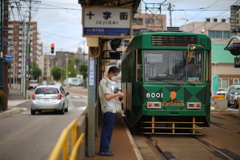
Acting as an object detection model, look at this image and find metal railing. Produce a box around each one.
[49,119,85,160]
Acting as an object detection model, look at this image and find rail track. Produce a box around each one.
[146,134,239,160]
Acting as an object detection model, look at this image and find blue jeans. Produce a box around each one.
[100,112,116,152]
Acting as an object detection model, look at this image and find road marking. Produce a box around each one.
[79,107,87,110]
[72,96,80,98]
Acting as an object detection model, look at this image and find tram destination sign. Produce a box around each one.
[82,7,132,37]
[152,35,197,46]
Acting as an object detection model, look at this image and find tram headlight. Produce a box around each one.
[147,102,161,108]
[187,102,201,109]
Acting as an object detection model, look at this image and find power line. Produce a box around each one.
[38,29,83,40]
[188,0,220,20]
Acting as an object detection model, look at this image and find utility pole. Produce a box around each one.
[1,0,9,110]
[168,2,172,27]
[22,0,40,98]
[65,53,68,86]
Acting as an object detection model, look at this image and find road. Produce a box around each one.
[0,87,87,160]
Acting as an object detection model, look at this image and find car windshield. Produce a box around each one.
[35,88,59,94]
[143,50,204,82]
[235,88,240,93]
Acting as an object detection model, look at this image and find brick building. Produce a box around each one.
[8,21,42,83]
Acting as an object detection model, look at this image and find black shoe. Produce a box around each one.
[99,151,114,156]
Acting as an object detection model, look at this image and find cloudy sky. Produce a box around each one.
[10,0,238,53]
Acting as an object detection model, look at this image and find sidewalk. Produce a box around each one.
[86,111,142,160]
[0,88,28,119]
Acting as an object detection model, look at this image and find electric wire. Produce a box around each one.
[38,29,83,40]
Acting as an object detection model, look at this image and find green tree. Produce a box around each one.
[51,66,63,81]
[79,64,88,88]
[30,62,42,80]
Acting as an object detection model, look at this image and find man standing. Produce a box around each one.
[98,66,124,156]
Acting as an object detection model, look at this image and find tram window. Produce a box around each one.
[136,50,142,82]
[143,50,204,82]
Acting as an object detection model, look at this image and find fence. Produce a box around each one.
[49,108,87,160]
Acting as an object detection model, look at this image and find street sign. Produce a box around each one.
[26,58,31,63]
[5,54,13,62]
[83,7,132,37]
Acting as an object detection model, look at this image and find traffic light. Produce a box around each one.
[51,43,55,54]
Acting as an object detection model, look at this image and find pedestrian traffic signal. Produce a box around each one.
[51,43,55,54]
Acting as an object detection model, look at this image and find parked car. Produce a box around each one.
[226,85,240,108]
[41,81,47,85]
[31,85,69,115]
[215,85,232,98]
[28,80,39,90]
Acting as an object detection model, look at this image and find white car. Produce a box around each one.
[31,85,69,115]
[215,86,232,98]
[226,85,240,108]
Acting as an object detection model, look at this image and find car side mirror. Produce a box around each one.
[66,92,69,96]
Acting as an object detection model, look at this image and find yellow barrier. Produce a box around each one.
[214,95,225,99]
[49,119,85,160]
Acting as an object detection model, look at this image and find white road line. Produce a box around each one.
[79,107,87,110]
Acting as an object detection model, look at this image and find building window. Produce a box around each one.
[218,78,229,89]
[208,30,230,39]
[233,78,240,85]
[133,18,143,25]
[146,18,154,24]
[156,19,162,24]
[133,29,140,36]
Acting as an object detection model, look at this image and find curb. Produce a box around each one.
[0,108,23,119]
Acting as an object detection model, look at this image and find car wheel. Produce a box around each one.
[31,109,36,115]
[227,99,230,107]
[234,100,238,108]
[65,107,68,112]
[59,106,65,115]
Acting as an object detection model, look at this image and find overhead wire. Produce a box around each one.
[188,0,220,21]
[38,29,83,40]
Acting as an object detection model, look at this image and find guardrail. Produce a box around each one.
[49,119,85,160]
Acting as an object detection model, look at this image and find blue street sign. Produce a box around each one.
[26,58,31,63]
[5,54,13,62]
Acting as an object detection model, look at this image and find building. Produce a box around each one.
[179,19,240,92]
[7,21,42,83]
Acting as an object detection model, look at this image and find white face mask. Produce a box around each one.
[111,76,117,80]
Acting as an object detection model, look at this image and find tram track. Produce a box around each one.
[193,136,235,160]
[146,135,167,160]
[145,134,239,160]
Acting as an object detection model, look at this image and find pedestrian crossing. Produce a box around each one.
[69,95,87,99]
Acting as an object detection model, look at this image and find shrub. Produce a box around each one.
[0,90,6,111]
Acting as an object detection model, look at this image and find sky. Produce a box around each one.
[9,0,239,53]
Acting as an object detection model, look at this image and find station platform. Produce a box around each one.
[85,111,142,160]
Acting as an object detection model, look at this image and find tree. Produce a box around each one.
[29,62,42,80]
[79,64,88,88]
[51,66,63,81]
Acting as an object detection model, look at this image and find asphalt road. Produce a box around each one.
[0,88,87,160]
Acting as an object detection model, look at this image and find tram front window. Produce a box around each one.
[144,50,204,82]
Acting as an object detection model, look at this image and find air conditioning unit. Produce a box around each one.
[206,18,210,22]
[213,18,218,22]
[221,19,226,23]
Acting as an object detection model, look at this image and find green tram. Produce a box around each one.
[121,32,211,134]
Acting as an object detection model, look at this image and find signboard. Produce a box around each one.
[5,54,13,62]
[83,7,132,37]
[212,74,219,93]
[88,57,95,86]
[151,35,197,46]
